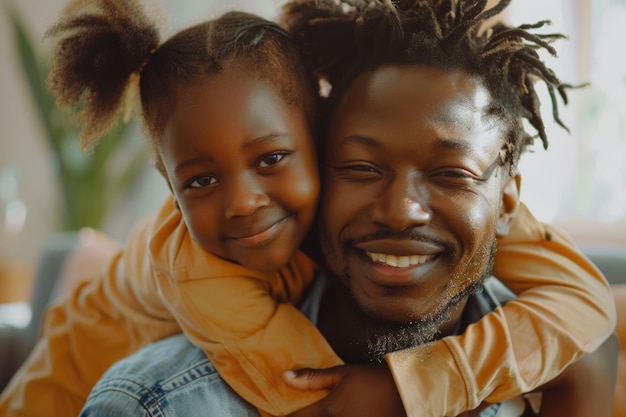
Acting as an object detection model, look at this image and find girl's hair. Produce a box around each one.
[46,0,318,154]
[281,0,577,169]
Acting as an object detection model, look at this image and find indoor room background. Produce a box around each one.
[1,0,625,301]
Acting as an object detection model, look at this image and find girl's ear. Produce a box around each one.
[153,156,179,209]
[153,157,174,192]
[496,171,521,237]
[153,158,168,181]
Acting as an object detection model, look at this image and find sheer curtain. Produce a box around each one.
[505,0,626,246]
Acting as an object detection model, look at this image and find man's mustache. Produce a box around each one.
[342,228,453,254]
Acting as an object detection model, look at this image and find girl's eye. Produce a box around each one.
[258,151,290,169]
[188,175,218,189]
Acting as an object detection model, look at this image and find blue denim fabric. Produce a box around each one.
[80,276,517,417]
[80,333,260,417]
[80,274,330,417]
[480,403,502,417]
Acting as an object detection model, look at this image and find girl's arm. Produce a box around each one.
[0,214,181,417]
[385,203,616,417]
[149,196,342,416]
[534,332,618,417]
[282,203,616,417]
[154,247,343,417]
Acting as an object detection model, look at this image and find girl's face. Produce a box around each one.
[160,69,319,273]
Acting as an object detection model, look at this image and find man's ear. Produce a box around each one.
[496,172,521,237]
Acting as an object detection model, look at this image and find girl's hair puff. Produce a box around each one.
[46,1,318,158]
[46,0,159,152]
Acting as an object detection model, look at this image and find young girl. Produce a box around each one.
[0,1,615,417]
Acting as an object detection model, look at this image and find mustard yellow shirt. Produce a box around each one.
[148,197,342,415]
[0,198,615,417]
[386,203,616,416]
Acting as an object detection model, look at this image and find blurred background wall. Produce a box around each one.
[0,0,278,265]
[1,0,624,276]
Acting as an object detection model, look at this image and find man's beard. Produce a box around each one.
[359,240,497,362]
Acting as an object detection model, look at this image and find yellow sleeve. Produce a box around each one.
[385,203,616,417]
[0,215,181,417]
[154,250,343,417]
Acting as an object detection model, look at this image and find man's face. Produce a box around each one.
[320,65,519,330]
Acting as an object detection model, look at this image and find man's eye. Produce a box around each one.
[258,151,289,169]
[188,175,218,189]
[436,170,474,179]
[432,169,483,185]
[331,163,382,180]
[346,164,378,173]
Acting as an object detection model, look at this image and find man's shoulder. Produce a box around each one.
[482,276,516,306]
[297,273,328,324]
[460,277,516,332]
[81,334,260,416]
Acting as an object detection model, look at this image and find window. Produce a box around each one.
[505,0,626,246]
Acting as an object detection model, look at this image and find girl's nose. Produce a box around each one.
[224,174,270,218]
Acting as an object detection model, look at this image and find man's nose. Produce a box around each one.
[369,172,432,230]
[224,174,270,218]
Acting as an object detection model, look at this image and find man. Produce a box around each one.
[77,1,617,417]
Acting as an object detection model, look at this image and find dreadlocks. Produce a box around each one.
[281,0,575,168]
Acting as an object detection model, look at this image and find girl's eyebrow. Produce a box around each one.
[174,156,213,175]
[174,134,292,174]
[242,134,290,151]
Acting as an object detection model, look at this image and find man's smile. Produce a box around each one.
[350,238,445,288]
[365,252,436,268]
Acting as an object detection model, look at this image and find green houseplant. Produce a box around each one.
[3,1,148,231]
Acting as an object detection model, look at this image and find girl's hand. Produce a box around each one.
[284,364,407,417]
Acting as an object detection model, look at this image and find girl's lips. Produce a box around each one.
[230,218,285,248]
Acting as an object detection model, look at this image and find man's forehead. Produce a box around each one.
[332,65,495,120]
[327,64,504,156]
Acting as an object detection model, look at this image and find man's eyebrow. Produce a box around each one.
[337,136,471,153]
[433,138,472,152]
[336,135,380,148]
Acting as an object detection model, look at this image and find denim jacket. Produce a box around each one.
[80,276,527,417]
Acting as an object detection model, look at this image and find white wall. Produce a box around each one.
[0,0,277,263]
[2,0,624,265]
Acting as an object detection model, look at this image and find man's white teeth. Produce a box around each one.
[366,252,433,267]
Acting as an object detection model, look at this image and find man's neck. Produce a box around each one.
[316,277,468,364]
[317,280,374,363]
